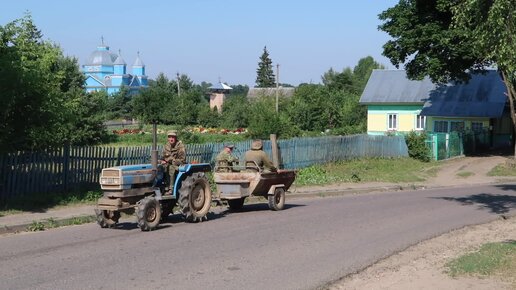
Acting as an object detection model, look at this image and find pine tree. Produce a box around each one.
[255,46,276,88]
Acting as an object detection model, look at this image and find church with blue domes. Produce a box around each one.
[83,40,148,95]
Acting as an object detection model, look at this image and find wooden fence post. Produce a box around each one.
[270,134,280,169]
[63,142,70,191]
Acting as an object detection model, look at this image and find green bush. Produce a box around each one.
[405,131,430,162]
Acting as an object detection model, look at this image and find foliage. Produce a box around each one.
[288,84,343,131]
[132,73,174,124]
[228,84,249,96]
[405,131,430,162]
[446,241,516,278]
[353,56,386,92]
[0,14,108,152]
[220,94,250,128]
[27,221,46,231]
[105,86,133,120]
[247,96,300,139]
[255,46,276,88]
[197,105,220,128]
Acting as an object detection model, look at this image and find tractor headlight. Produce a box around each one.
[100,177,120,185]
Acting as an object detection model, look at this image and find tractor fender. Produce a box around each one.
[268,184,285,195]
[172,163,212,198]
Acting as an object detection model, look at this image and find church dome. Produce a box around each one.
[86,46,117,66]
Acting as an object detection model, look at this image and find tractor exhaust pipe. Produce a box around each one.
[151,122,158,171]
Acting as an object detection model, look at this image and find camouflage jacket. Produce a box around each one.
[215,150,239,172]
[162,140,186,170]
[244,149,276,172]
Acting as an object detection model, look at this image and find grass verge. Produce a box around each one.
[295,158,438,186]
[26,216,96,231]
[446,241,516,284]
[488,163,516,176]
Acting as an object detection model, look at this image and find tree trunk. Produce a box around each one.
[501,71,516,158]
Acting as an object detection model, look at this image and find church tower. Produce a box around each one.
[132,52,148,86]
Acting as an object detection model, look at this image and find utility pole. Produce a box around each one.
[276,63,280,113]
[176,72,181,98]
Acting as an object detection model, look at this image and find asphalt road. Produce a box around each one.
[1,184,515,290]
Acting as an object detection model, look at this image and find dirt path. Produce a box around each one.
[329,155,516,290]
[426,155,510,186]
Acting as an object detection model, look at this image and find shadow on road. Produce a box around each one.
[433,192,516,214]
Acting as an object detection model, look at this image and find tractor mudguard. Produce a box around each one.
[172,163,212,198]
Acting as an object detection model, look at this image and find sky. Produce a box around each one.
[1,0,400,87]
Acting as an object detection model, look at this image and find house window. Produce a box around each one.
[388,114,398,130]
[450,121,465,132]
[416,115,426,130]
[471,122,483,132]
[434,121,449,133]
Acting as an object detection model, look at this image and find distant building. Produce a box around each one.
[83,40,148,95]
[246,87,295,99]
[209,81,232,113]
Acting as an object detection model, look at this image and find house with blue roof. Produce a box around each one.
[83,40,148,95]
[359,69,512,147]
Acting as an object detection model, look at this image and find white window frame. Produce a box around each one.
[416,114,426,130]
[387,113,398,130]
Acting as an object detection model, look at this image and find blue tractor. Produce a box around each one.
[95,124,212,231]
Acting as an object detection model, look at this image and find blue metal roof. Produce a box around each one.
[209,82,232,90]
[360,69,507,118]
[421,70,507,118]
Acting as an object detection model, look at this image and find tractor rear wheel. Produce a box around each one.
[178,172,211,222]
[95,209,120,228]
[228,197,245,210]
[137,197,161,231]
[268,187,285,211]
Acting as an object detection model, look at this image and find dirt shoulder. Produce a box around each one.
[329,155,516,290]
[329,216,515,290]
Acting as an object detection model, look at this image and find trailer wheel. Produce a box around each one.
[228,197,245,211]
[268,187,285,211]
[179,172,211,222]
[137,197,161,231]
[95,209,120,228]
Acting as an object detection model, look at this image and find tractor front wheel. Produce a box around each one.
[95,209,120,228]
[179,172,212,222]
[137,197,161,231]
[268,187,285,211]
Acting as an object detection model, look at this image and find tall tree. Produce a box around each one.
[255,46,276,88]
[353,56,385,92]
[0,14,107,151]
[379,0,516,154]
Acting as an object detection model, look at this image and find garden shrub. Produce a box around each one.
[405,131,430,162]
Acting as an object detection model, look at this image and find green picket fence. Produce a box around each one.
[426,130,491,161]
[0,134,408,200]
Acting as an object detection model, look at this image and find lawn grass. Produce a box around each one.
[295,158,437,186]
[456,171,474,178]
[488,163,516,176]
[446,241,516,284]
